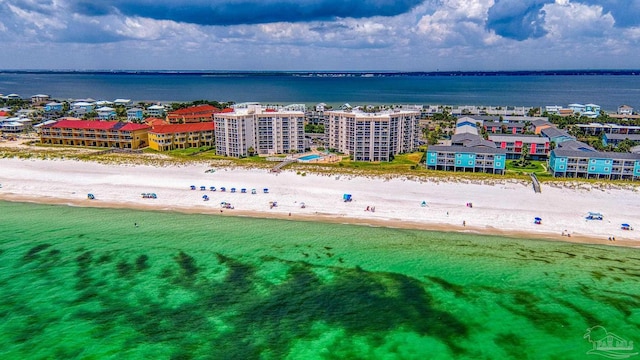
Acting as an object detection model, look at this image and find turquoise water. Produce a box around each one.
[299,154,321,161]
[1,200,639,359]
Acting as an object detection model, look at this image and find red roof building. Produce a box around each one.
[40,120,150,149]
[167,104,220,124]
[148,122,215,151]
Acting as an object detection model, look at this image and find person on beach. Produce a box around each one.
[463,220,466,227]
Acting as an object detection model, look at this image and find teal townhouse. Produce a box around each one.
[549,148,640,180]
[426,145,507,174]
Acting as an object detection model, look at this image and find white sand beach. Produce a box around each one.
[1,157,639,247]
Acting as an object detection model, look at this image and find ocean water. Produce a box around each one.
[1,201,639,359]
[1,71,640,111]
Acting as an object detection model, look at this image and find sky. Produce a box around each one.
[1,0,639,71]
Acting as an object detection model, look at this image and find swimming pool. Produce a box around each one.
[298,154,321,161]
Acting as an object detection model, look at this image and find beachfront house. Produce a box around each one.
[0,118,26,133]
[426,145,507,174]
[114,99,132,108]
[548,142,640,180]
[126,108,144,121]
[618,105,634,115]
[487,134,550,159]
[567,103,601,118]
[71,101,95,117]
[40,119,150,149]
[148,122,214,151]
[325,109,420,161]
[145,105,166,117]
[214,104,305,157]
[44,102,63,113]
[96,106,116,120]
[30,94,50,105]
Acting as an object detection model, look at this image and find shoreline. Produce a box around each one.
[1,156,639,249]
[1,194,635,248]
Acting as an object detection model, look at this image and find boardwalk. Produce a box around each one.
[530,173,541,193]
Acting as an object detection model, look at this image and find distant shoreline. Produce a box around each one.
[2,69,640,76]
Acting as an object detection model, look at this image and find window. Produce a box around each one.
[456,160,461,164]
[590,166,595,171]
[604,167,609,171]
[468,161,473,165]
[496,162,501,167]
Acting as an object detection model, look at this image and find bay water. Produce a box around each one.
[1,71,640,111]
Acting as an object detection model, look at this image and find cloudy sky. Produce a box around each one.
[1,0,639,71]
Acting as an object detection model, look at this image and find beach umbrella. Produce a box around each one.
[622,223,630,227]
[535,217,542,221]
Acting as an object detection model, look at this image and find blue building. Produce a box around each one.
[549,146,640,180]
[127,107,144,121]
[44,102,63,112]
[426,145,507,174]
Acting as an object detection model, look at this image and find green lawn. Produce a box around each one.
[505,160,547,174]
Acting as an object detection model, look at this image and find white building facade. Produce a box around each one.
[326,109,420,161]
[214,104,305,157]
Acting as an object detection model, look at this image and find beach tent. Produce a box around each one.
[251,189,257,194]
[343,194,352,202]
[621,223,632,230]
[190,185,196,190]
[87,193,95,200]
[421,201,427,207]
[231,188,236,193]
[220,187,226,192]
[202,195,209,201]
[210,186,216,191]
[241,188,246,193]
[200,186,206,191]
[263,188,269,194]
[534,217,542,225]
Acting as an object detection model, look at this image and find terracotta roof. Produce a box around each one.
[119,123,150,131]
[220,108,234,113]
[169,104,219,115]
[150,122,214,134]
[145,117,167,126]
[0,111,9,116]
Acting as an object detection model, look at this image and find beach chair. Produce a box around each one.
[190,185,196,190]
